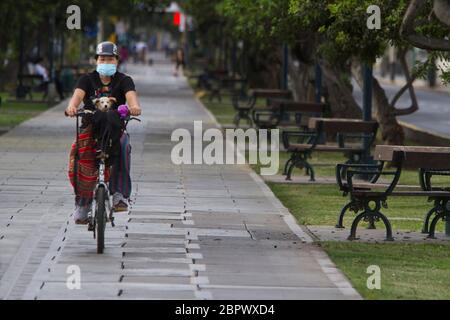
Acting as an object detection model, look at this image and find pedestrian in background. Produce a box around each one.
[173,47,185,77]
[118,45,129,72]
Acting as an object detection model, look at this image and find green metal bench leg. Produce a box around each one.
[286,154,315,181]
[348,211,393,241]
[285,153,298,180]
[348,200,393,241]
[233,112,245,127]
[233,114,240,127]
[347,211,366,240]
[336,201,354,228]
[304,160,315,181]
[427,213,445,239]
[285,160,295,181]
[209,87,221,102]
[245,113,252,126]
[234,110,252,128]
[283,156,294,176]
[422,206,439,234]
[377,212,394,241]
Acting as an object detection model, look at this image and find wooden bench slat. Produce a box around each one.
[375,145,450,169]
[308,117,378,134]
[268,99,327,113]
[288,143,364,152]
[251,89,292,99]
[352,190,450,197]
[345,183,422,191]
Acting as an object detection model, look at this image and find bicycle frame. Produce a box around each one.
[89,159,114,234]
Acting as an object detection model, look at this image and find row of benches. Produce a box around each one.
[188,68,247,103]
[15,64,91,101]
[224,87,449,241]
[230,88,378,183]
[186,67,450,241]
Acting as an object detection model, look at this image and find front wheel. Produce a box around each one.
[96,186,107,254]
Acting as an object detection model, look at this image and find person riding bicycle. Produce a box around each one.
[65,41,142,224]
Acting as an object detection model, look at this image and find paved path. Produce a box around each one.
[0,54,359,300]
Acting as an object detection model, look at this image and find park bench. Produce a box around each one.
[282,118,378,181]
[252,99,326,130]
[206,74,247,103]
[186,58,208,86]
[335,145,450,241]
[60,64,91,92]
[232,89,292,127]
[189,68,229,101]
[15,74,46,101]
[219,77,247,100]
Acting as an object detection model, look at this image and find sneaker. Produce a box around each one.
[73,205,91,224]
[114,200,128,212]
[113,193,129,212]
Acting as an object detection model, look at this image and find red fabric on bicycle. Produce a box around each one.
[68,124,110,201]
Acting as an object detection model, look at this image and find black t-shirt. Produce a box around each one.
[75,71,136,110]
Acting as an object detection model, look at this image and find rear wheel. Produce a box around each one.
[96,186,107,254]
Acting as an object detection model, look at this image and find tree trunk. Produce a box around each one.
[245,45,281,88]
[434,0,450,28]
[287,50,314,101]
[0,59,18,92]
[400,0,450,51]
[321,60,362,118]
[352,62,404,145]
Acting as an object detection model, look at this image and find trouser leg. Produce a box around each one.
[109,132,132,199]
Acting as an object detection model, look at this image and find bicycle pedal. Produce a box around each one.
[88,217,94,231]
[109,215,115,227]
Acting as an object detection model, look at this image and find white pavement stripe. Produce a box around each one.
[311,250,362,299]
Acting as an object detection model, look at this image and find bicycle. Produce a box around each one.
[67,106,140,253]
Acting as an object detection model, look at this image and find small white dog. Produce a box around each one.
[92,97,117,112]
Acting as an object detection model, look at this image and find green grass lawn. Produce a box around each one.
[188,73,450,300]
[200,94,236,124]
[0,92,50,128]
[320,242,450,300]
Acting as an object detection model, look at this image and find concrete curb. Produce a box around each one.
[399,120,450,146]
[377,77,449,96]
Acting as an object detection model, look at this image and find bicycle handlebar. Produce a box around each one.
[65,108,141,124]
[125,116,141,122]
[64,108,94,117]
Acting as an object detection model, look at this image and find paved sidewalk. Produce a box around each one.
[0,54,360,300]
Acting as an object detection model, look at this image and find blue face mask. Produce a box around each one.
[96,63,117,76]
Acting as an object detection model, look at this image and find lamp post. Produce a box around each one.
[314,63,322,103]
[47,11,57,103]
[280,43,289,123]
[16,23,25,99]
[362,63,373,160]
[281,43,288,90]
